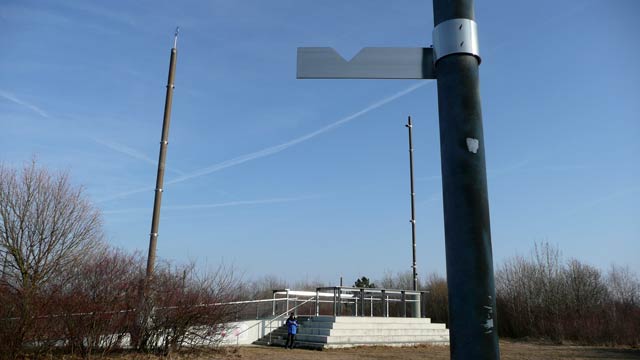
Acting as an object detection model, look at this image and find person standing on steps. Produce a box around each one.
[285,313,299,349]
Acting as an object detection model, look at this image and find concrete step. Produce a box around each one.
[323,340,450,349]
[296,333,450,344]
[299,328,449,336]
[259,338,325,350]
[303,322,446,330]
[310,316,432,324]
[261,338,449,350]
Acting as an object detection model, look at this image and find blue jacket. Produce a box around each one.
[286,318,299,334]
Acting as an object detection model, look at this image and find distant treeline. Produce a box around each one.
[495,243,639,346]
[247,241,640,346]
[342,243,639,347]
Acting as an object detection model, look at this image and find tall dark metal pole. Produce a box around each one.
[405,116,418,293]
[294,0,498,352]
[145,28,179,288]
[432,0,500,359]
[406,116,421,318]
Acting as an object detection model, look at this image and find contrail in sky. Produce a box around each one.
[94,138,185,175]
[102,195,317,214]
[0,90,49,118]
[166,82,427,184]
[99,82,428,203]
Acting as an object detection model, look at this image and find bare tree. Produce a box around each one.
[607,265,640,306]
[496,242,640,345]
[605,265,640,345]
[495,242,566,339]
[377,270,420,290]
[424,273,448,325]
[244,275,288,301]
[0,160,103,358]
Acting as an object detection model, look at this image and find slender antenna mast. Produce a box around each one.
[145,28,179,289]
[406,116,418,293]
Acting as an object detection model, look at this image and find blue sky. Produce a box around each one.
[1,0,638,284]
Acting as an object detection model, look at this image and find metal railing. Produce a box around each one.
[311,286,427,318]
[232,297,315,345]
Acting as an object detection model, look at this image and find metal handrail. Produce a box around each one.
[234,296,315,346]
[316,286,424,295]
[0,297,293,321]
[313,286,428,318]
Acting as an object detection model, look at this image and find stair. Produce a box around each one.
[253,316,449,349]
[252,323,288,347]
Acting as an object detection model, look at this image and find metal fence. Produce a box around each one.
[270,287,428,319]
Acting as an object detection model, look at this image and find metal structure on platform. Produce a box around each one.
[271,287,425,319]
[297,1,499,359]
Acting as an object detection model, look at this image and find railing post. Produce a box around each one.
[370,295,373,316]
[333,288,337,316]
[381,290,387,317]
[414,292,422,318]
[272,291,276,316]
[354,293,358,316]
[359,289,365,317]
[337,287,342,316]
[315,288,320,316]
[402,291,407,318]
[386,295,390,317]
[285,289,290,315]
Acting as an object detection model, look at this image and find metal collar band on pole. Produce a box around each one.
[432,18,481,64]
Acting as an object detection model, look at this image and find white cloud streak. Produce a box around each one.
[102,195,318,214]
[94,138,185,175]
[98,82,428,203]
[0,90,49,118]
[563,186,640,218]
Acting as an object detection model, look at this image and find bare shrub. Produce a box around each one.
[0,161,103,358]
[496,242,640,345]
[53,248,143,357]
[424,273,448,325]
[244,275,288,300]
[140,262,243,355]
[560,259,609,342]
[374,271,423,317]
[607,265,640,306]
[377,271,419,290]
[606,265,640,346]
[495,243,565,340]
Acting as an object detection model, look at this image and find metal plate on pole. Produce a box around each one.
[297,47,436,79]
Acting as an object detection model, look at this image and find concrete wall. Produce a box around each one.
[219,318,283,346]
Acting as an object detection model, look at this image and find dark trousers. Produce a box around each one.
[285,333,296,348]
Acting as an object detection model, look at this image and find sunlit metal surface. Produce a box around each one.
[432,18,480,64]
[297,47,435,79]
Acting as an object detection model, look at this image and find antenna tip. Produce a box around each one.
[173,26,180,48]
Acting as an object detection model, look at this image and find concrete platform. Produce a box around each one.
[254,316,449,349]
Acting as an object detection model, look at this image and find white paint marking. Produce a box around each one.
[483,318,494,332]
[466,137,479,153]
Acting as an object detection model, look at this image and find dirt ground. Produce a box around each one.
[190,340,640,360]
